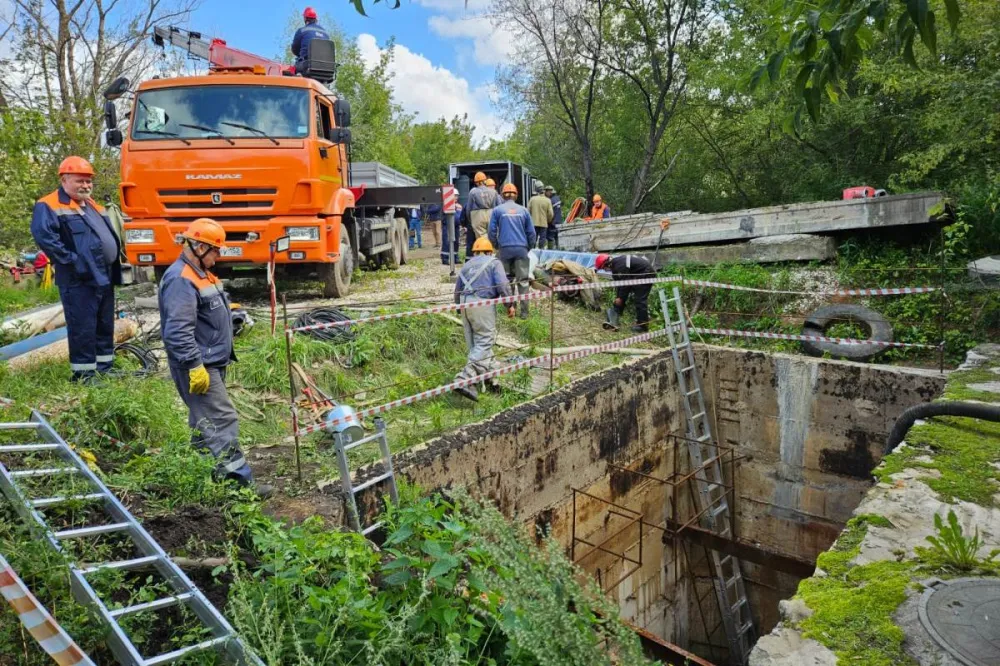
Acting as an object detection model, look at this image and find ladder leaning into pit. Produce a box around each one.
[659,286,757,665]
[332,417,400,536]
[0,412,263,666]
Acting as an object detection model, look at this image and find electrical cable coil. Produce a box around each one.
[293,307,356,342]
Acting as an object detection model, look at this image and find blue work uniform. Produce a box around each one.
[30,187,122,380]
[488,200,536,317]
[291,21,330,71]
[548,194,562,249]
[408,207,423,249]
[467,185,501,241]
[453,254,512,393]
[159,254,253,486]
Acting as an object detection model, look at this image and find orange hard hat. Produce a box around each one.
[473,171,487,184]
[501,182,518,196]
[58,156,94,177]
[472,236,494,254]
[485,178,496,187]
[181,218,226,249]
[592,194,602,203]
[303,6,317,19]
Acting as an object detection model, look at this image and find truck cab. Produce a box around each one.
[114,73,359,296]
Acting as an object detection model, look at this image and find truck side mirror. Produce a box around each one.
[330,127,351,145]
[105,129,123,147]
[334,97,351,128]
[103,76,130,101]
[104,100,118,130]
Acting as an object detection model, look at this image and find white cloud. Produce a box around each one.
[356,33,508,141]
[426,15,517,68]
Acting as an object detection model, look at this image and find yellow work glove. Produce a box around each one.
[189,365,211,395]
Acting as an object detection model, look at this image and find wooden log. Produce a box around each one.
[7,319,139,372]
[0,303,64,336]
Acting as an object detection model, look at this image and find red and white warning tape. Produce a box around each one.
[691,327,941,349]
[682,280,936,297]
[0,554,95,666]
[289,327,671,439]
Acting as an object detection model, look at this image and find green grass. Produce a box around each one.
[0,280,59,318]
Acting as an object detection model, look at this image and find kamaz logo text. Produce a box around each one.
[185,174,242,180]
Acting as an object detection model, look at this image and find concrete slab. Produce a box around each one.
[636,234,836,268]
[558,192,943,252]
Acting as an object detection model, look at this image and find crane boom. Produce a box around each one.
[152,25,292,77]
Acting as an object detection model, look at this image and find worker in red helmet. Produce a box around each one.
[292,7,330,73]
[159,219,271,498]
[595,253,655,332]
[30,156,124,383]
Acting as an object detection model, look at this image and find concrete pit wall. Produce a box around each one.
[355,345,945,660]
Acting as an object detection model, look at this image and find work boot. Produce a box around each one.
[631,323,649,333]
[603,308,620,331]
[519,302,529,320]
[455,385,479,402]
[485,380,502,395]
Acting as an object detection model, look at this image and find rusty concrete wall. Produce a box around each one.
[354,344,944,654]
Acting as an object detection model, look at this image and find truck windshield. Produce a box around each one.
[131,85,310,141]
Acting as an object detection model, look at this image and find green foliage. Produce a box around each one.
[0,279,59,320]
[916,509,1000,573]
[0,109,50,248]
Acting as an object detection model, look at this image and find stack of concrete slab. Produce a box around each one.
[558,192,943,264]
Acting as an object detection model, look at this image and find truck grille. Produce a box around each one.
[158,187,277,211]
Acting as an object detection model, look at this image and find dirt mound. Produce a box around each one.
[144,505,227,553]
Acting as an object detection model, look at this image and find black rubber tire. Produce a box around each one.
[153,265,167,283]
[800,303,893,361]
[321,222,353,298]
[384,217,403,269]
[396,218,409,265]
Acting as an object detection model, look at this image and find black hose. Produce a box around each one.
[111,342,160,377]
[885,401,1000,454]
[293,307,356,343]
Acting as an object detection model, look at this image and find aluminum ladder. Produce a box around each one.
[0,411,262,666]
[332,417,399,536]
[659,287,756,665]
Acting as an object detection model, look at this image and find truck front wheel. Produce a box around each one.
[321,222,354,298]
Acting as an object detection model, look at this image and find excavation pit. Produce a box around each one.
[350,344,945,663]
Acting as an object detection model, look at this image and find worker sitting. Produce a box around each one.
[159,219,271,498]
[488,183,536,319]
[528,182,554,249]
[595,253,655,333]
[453,237,514,402]
[292,7,330,73]
[588,194,611,220]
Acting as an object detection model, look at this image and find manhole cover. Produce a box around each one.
[919,577,1000,666]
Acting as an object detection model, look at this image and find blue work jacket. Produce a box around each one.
[159,254,234,370]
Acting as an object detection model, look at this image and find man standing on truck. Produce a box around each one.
[30,156,123,383]
[159,219,271,497]
[292,7,330,73]
[545,185,562,249]
[527,183,554,249]
[452,237,514,402]
[488,183,535,319]
[467,171,500,242]
[595,253,655,333]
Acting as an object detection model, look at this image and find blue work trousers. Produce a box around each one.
[169,365,253,486]
[534,226,548,249]
[409,218,423,249]
[59,282,115,380]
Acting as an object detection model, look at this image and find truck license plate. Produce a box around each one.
[220,246,243,257]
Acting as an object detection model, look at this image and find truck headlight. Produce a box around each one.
[286,226,319,241]
[125,229,155,244]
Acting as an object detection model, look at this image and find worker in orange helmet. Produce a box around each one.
[588,193,612,220]
[292,7,330,73]
[159,219,271,498]
[488,183,536,318]
[466,171,500,247]
[30,156,124,383]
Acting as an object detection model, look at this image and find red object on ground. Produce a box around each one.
[33,252,49,270]
[843,186,876,199]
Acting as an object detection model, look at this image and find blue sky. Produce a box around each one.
[187,0,510,139]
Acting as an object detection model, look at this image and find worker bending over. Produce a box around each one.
[467,171,500,242]
[160,219,270,497]
[588,194,612,220]
[528,182,554,249]
[30,157,123,383]
[452,238,514,402]
[595,253,655,333]
[488,183,536,319]
[292,7,330,73]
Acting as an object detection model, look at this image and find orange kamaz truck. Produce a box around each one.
[103,26,451,297]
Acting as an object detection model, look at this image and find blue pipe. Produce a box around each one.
[0,327,68,361]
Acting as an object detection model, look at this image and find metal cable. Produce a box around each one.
[292,307,356,343]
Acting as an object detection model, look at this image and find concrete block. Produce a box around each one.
[639,234,836,268]
[967,255,1000,286]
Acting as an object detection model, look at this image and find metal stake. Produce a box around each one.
[282,295,303,482]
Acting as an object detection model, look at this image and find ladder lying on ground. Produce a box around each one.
[0,411,262,666]
[660,287,756,665]
[332,417,400,536]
